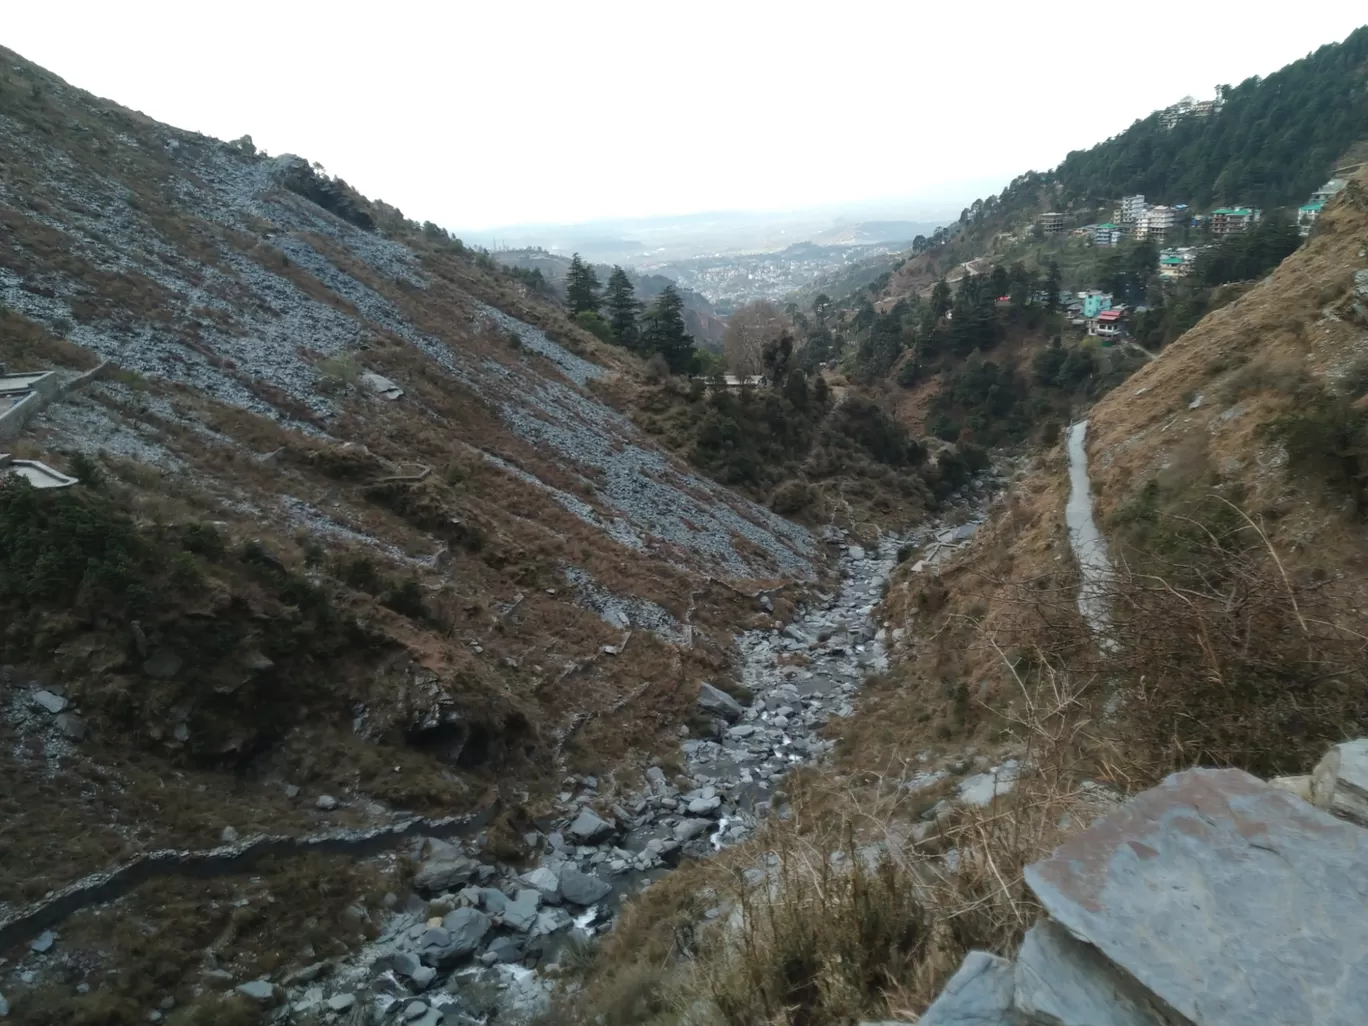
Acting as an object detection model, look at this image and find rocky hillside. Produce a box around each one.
[0,44,862,1024]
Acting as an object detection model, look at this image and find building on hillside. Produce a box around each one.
[1136,205,1177,241]
[1298,179,1347,235]
[1093,223,1124,247]
[1159,89,1225,130]
[1298,200,1325,236]
[1088,308,1125,340]
[1311,179,1347,205]
[1210,207,1260,237]
[1039,211,1065,235]
[1082,291,1113,319]
[1158,254,1187,278]
[1120,195,1147,223]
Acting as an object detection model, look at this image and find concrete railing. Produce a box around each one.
[0,360,114,443]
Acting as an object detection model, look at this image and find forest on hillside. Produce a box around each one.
[1054,26,1368,209]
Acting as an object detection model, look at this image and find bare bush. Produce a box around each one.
[724,300,791,376]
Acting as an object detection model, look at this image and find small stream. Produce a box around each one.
[1064,420,1113,636]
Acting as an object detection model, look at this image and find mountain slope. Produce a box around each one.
[0,45,830,1019]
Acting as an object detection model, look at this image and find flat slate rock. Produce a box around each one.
[1025,767,1368,1026]
[566,807,615,844]
[1311,738,1368,826]
[697,682,743,721]
[918,950,1017,1026]
[558,866,611,906]
[1014,919,1177,1026]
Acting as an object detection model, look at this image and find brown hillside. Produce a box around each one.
[0,43,833,1005]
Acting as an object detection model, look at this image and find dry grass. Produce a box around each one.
[7,854,395,1025]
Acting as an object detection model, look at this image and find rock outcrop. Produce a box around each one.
[902,761,1368,1026]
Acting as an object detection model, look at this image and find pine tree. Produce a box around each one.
[565,253,601,316]
[603,266,641,346]
[640,285,695,375]
[1043,260,1061,313]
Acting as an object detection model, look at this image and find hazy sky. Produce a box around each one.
[5,3,1365,231]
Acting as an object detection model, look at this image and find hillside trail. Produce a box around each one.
[1065,420,1113,638]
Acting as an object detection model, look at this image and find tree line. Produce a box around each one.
[563,254,700,374]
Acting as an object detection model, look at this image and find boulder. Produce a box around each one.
[413,854,479,894]
[1013,918,1172,1026]
[440,907,491,955]
[697,682,743,722]
[531,907,573,937]
[917,950,1015,1026]
[1025,767,1368,1026]
[518,867,562,903]
[502,890,541,932]
[674,818,711,842]
[234,980,276,1003]
[31,689,66,714]
[1310,738,1368,826]
[688,796,722,816]
[473,887,508,915]
[567,807,616,844]
[54,712,86,741]
[486,935,524,964]
[558,867,611,907]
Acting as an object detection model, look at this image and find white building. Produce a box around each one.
[1120,195,1148,223]
[1137,205,1177,240]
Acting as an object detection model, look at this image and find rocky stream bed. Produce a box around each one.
[0,504,1009,1024]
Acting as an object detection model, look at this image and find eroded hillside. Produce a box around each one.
[0,46,848,1022]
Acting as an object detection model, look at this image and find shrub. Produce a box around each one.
[769,479,816,516]
[339,554,384,593]
[574,311,614,343]
[181,522,226,561]
[382,578,429,621]
[316,353,361,393]
[0,480,150,610]
[66,451,104,488]
[1265,388,1368,518]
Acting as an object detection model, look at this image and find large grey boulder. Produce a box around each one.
[501,890,541,932]
[566,807,615,844]
[412,853,479,894]
[1013,919,1177,1026]
[673,818,711,842]
[558,866,611,906]
[1025,767,1368,1026]
[441,908,491,954]
[697,682,743,722]
[918,950,1016,1025]
[518,866,561,903]
[1310,738,1368,826]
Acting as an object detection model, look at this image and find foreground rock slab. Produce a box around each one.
[1025,767,1368,1026]
[916,950,1016,1026]
[1310,738,1368,826]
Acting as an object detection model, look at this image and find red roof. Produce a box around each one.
[1097,310,1123,321]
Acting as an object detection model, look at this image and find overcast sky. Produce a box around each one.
[5,3,1365,231]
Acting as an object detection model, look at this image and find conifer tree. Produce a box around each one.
[640,285,695,374]
[1043,259,1061,312]
[565,253,601,316]
[603,266,641,346]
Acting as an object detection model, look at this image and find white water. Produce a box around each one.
[1065,420,1113,636]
